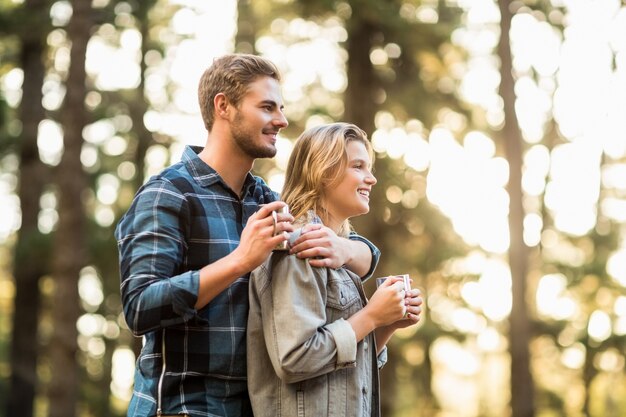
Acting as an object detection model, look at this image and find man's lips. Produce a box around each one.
[263,130,279,142]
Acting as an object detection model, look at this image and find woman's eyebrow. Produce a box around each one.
[350,158,372,167]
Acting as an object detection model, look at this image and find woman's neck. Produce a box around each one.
[317,209,345,235]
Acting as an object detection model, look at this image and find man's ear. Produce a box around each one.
[214,93,230,119]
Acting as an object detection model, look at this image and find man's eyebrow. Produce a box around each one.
[259,99,284,109]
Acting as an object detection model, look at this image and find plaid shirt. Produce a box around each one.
[115,146,380,417]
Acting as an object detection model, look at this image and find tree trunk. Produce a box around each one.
[47,1,91,416]
[497,1,535,416]
[235,0,257,54]
[6,1,49,415]
[127,0,156,362]
[343,10,401,417]
[581,336,596,417]
[343,18,378,135]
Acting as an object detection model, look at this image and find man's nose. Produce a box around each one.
[274,110,288,128]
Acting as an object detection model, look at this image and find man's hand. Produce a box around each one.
[195,201,293,309]
[232,201,294,273]
[289,223,350,269]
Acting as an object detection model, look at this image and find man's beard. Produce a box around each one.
[231,110,277,159]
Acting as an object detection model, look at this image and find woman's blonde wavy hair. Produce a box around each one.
[281,122,373,237]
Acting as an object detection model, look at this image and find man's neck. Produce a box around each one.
[198,134,254,196]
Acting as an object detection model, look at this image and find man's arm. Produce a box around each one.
[194,201,293,308]
[117,180,291,334]
[289,224,380,279]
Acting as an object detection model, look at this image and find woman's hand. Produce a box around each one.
[391,287,423,330]
[364,276,407,328]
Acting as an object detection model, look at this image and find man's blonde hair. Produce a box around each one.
[281,122,373,237]
[198,54,281,131]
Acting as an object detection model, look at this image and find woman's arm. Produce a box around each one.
[258,256,357,384]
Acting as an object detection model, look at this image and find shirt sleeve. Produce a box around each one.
[347,232,381,281]
[115,178,202,335]
[257,254,357,384]
[376,345,388,369]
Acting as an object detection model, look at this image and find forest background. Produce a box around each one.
[1,0,626,416]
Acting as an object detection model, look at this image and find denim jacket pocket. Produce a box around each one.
[325,272,360,311]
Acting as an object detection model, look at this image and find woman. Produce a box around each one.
[247,122,423,417]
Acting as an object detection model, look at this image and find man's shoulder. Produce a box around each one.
[139,162,198,194]
[250,173,269,188]
[250,174,279,201]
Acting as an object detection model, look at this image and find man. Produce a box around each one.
[115,54,379,417]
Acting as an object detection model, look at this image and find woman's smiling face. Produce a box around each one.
[321,140,377,229]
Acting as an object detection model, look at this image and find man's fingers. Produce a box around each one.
[275,211,294,223]
[271,211,277,235]
[274,221,294,234]
[290,238,322,254]
[291,232,325,248]
[269,231,290,246]
[305,258,329,268]
[255,201,288,218]
[294,247,324,259]
[301,223,323,234]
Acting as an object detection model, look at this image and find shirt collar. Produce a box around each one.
[182,145,258,194]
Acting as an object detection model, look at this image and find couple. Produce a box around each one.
[115,54,423,417]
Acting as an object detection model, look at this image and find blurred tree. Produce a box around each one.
[235,0,258,54]
[47,0,91,416]
[495,2,625,416]
[1,1,52,416]
[340,3,466,415]
[496,0,535,416]
[88,1,172,414]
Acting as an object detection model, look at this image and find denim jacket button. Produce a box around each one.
[340,297,346,305]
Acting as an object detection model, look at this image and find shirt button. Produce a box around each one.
[364,341,368,350]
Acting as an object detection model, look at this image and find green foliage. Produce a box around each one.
[0,1,52,39]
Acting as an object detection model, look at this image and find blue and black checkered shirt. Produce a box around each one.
[116,146,379,417]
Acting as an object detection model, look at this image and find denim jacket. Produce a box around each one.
[247,242,386,417]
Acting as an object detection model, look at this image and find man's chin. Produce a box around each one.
[261,146,277,158]
[248,151,276,159]
[249,147,277,159]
